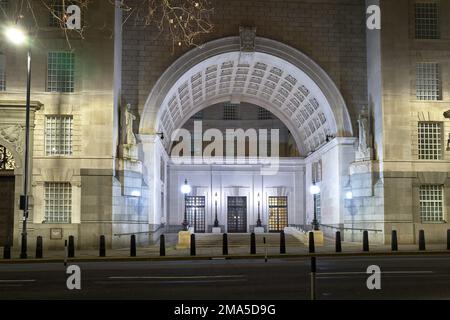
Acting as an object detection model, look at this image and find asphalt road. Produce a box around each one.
[0,255,449,300]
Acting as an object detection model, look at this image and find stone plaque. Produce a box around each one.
[50,228,63,240]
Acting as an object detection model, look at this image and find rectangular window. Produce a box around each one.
[258,107,272,120]
[418,122,442,160]
[314,193,321,224]
[45,116,73,156]
[224,104,239,120]
[47,52,75,93]
[420,185,444,222]
[0,53,5,91]
[415,2,440,40]
[268,196,288,232]
[44,182,72,223]
[416,63,441,100]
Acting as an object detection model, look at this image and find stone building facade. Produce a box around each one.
[0,0,449,250]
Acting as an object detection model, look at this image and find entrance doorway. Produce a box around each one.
[186,196,206,233]
[268,196,288,232]
[0,145,15,246]
[227,196,247,233]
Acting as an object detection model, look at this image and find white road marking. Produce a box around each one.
[108,275,244,280]
[0,279,36,283]
[317,271,433,276]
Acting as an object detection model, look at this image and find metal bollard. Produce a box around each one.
[190,234,196,256]
[250,232,256,254]
[130,235,136,257]
[160,234,166,257]
[419,230,426,251]
[309,232,315,254]
[310,256,317,300]
[36,236,43,258]
[222,233,228,256]
[391,230,398,251]
[335,231,342,253]
[99,235,106,257]
[280,231,286,254]
[68,236,75,258]
[363,231,369,252]
[447,230,450,251]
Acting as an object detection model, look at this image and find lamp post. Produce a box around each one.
[213,192,219,228]
[180,179,191,231]
[309,184,321,231]
[5,26,31,259]
[256,192,262,227]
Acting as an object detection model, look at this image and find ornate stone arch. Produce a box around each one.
[139,37,353,156]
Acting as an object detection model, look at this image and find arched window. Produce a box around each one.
[0,145,16,170]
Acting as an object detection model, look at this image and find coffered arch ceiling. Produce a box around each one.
[140,37,353,156]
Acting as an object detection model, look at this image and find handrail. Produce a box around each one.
[113,225,165,237]
[319,224,382,233]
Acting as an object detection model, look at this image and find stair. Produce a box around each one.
[194,233,303,248]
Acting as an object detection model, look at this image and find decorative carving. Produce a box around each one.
[239,26,256,52]
[356,106,373,161]
[0,145,16,170]
[0,124,24,155]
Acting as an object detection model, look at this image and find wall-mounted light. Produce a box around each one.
[309,184,321,195]
[346,191,353,200]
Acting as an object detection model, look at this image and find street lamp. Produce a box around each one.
[213,192,219,228]
[256,192,262,227]
[4,25,31,259]
[309,184,321,231]
[181,179,191,231]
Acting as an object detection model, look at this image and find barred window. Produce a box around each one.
[223,104,239,120]
[45,116,73,156]
[418,122,442,160]
[258,107,272,120]
[193,111,203,120]
[416,63,441,100]
[0,53,5,91]
[47,52,75,93]
[415,3,440,39]
[420,185,444,222]
[44,182,72,223]
[0,0,7,13]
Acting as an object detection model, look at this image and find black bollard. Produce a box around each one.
[309,232,315,253]
[280,231,286,254]
[250,232,256,254]
[447,230,450,251]
[190,234,196,256]
[419,230,426,251]
[130,235,136,257]
[391,230,398,251]
[68,236,75,258]
[310,256,317,300]
[99,235,106,257]
[363,231,369,252]
[36,236,43,259]
[223,233,228,255]
[335,231,342,253]
[160,234,166,256]
[3,244,11,259]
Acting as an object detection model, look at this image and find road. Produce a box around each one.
[0,255,449,299]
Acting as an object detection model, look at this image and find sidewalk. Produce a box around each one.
[1,239,449,263]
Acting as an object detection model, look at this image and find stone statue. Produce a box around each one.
[356,106,372,161]
[124,103,136,145]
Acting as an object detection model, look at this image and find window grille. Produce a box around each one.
[420,185,444,222]
[418,122,442,160]
[44,182,72,223]
[45,116,73,156]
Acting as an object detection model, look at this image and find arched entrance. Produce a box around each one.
[140,37,353,155]
[138,37,355,234]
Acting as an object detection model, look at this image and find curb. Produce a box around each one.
[0,250,449,264]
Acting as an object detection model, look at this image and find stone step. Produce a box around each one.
[193,233,303,247]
